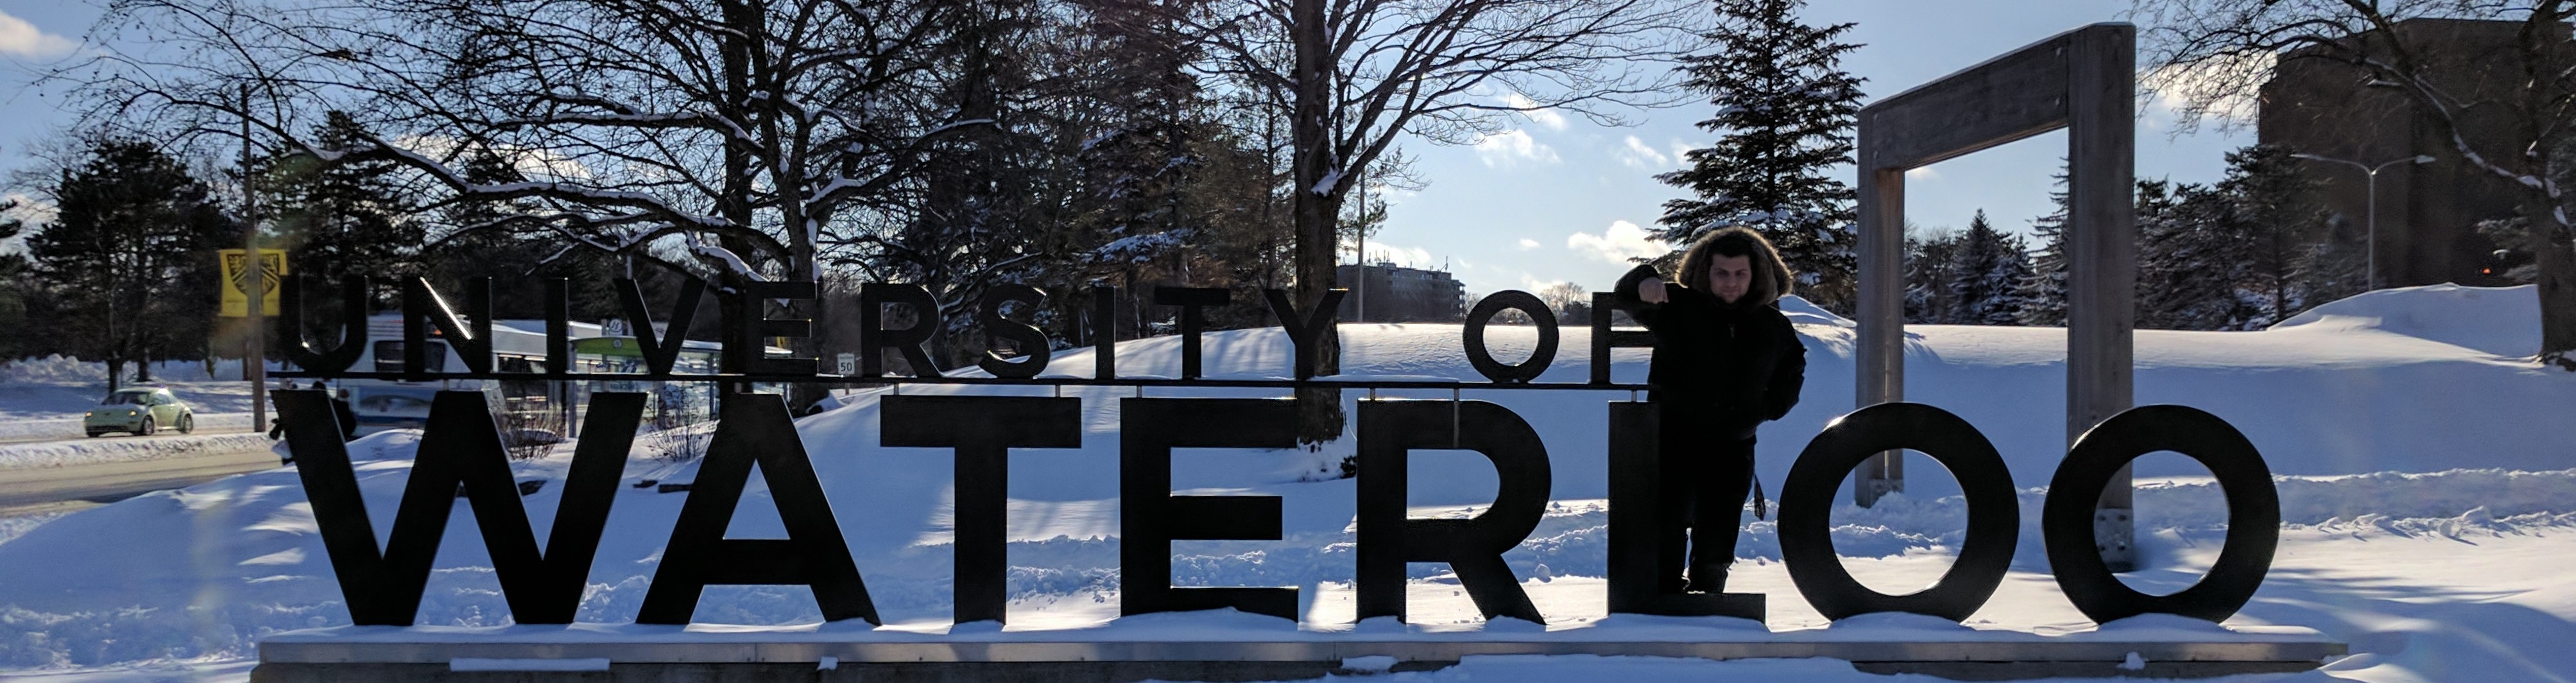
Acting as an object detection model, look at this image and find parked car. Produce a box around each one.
[83,387,196,437]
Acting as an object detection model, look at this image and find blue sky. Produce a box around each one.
[0,1,2254,295]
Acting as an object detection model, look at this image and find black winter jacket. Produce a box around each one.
[1613,264,1807,440]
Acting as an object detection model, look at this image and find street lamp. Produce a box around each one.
[2289,152,2436,290]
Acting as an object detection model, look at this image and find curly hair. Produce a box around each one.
[1673,227,1794,307]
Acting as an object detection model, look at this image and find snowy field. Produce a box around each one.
[0,284,2570,682]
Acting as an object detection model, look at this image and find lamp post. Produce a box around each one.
[2289,152,2435,290]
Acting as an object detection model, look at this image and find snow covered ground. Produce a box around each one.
[0,283,2568,682]
[0,356,261,443]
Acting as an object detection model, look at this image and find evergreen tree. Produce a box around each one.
[0,200,30,361]
[2017,166,2070,326]
[1656,0,1865,312]
[2215,144,2326,327]
[1903,226,1962,324]
[2298,214,2370,308]
[2134,179,2245,330]
[26,137,236,390]
[422,148,636,322]
[1949,210,2032,326]
[262,111,424,301]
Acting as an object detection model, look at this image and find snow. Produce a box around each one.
[0,283,2570,682]
[0,434,276,469]
[0,356,264,442]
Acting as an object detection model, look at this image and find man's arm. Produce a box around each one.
[1765,322,1808,421]
[1611,263,1667,329]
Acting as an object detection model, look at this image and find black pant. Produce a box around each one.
[1656,411,1756,593]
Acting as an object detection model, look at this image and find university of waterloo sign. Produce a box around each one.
[271,275,2281,630]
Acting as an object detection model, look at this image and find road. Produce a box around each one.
[0,448,282,514]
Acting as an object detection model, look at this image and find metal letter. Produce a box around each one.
[1153,287,1228,379]
[276,276,368,375]
[741,280,821,376]
[1605,402,1764,618]
[1461,290,1558,383]
[1264,288,1346,379]
[1355,400,1551,625]
[1119,398,1300,620]
[977,284,1053,379]
[1093,285,1119,379]
[2045,405,2277,624]
[1778,402,2017,621]
[277,390,646,625]
[614,277,707,376]
[544,278,571,377]
[637,395,881,625]
[404,277,493,376]
[880,395,1082,625]
[1589,292,1654,385]
[860,282,940,377]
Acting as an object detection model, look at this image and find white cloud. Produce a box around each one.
[0,10,77,58]
[1502,92,1568,132]
[1566,220,1670,264]
[1516,238,1541,250]
[1345,239,1435,269]
[395,134,595,182]
[4,193,57,225]
[1619,135,1671,169]
[1518,274,1569,293]
[2142,53,2271,126]
[1906,166,1941,180]
[1472,129,1558,168]
[1,193,53,253]
[1669,140,1699,164]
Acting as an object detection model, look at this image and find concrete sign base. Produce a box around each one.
[253,623,2344,682]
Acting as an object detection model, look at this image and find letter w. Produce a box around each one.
[279,390,645,625]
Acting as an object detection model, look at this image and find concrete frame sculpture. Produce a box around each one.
[1852,22,2138,570]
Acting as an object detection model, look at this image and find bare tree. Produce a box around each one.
[2135,0,2576,368]
[56,0,984,387]
[1153,0,1703,440]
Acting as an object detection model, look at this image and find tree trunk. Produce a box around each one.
[2531,202,2576,370]
[106,358,124,393]
[1290,0,1345,446]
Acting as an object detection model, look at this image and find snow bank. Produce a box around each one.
[0,433,275,469]
[0,356,259,385]
[2270,283,2541,358]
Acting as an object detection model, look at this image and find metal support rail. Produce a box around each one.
[268,371,1656,393]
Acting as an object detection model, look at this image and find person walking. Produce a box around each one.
[1612,227,1808,594]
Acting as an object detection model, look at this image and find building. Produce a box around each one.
[1335,262,1464,323]
[2256,18,2570,288]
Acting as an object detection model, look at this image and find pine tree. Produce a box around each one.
[26,137,237,390]
[2135,179,2245,330]
[1656,0,1866,312]
[2298,214,2370,307]
[262,111,424,300]
[1948,210,2033,326]
[2215,144,2327,327]
[0,200,30,361]
[1903,225,1962,324]
[2016,166,2070,326]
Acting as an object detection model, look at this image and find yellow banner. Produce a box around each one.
[218,248,288,317]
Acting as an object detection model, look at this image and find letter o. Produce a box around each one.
[2045,404,2278,624]
[1778,402,2018,621]
[1461,290,1558,383]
